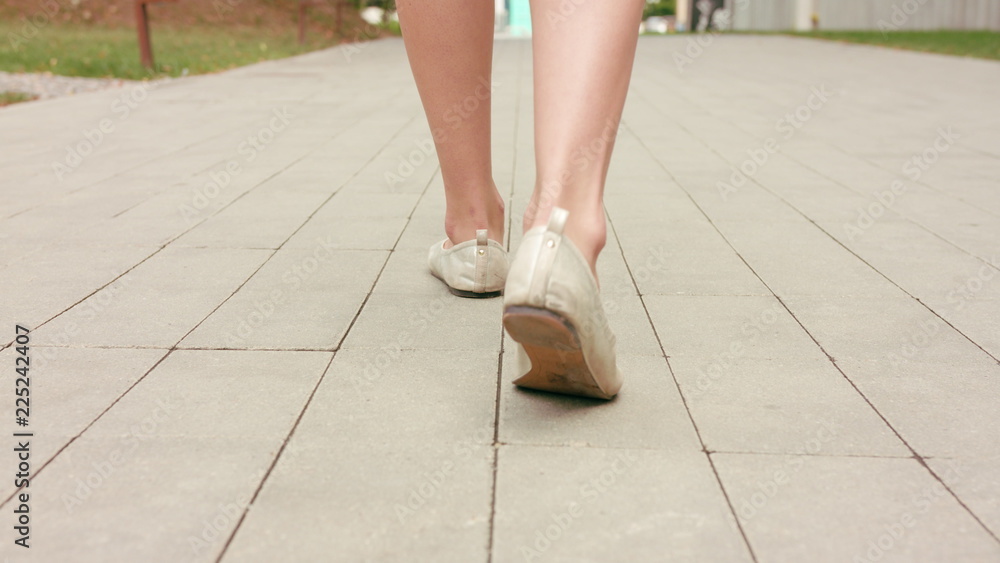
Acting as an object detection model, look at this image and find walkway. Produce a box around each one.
[1,35,999,562]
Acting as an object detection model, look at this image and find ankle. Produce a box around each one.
[523,199,606,276]
[562,212,606,276]
[444,184,506,246]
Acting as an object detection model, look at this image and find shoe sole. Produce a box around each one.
[502,306,616,400]
[448,287,502,299]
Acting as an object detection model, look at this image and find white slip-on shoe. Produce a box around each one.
[428,229,509,298]
[502,207,623,400]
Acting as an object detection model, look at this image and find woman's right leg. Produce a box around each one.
[524,0,644,278]
[395,0,505,247]
[501,1,643,399]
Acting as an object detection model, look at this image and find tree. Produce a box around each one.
[643,0,676,19]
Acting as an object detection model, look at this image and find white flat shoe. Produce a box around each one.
[502,207,622,400]
[428,229,509,298]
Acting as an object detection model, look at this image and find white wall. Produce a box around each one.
[727,0,1000,31]
[818,0,1000,30]
[730,0,797,31]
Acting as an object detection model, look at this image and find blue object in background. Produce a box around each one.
[508,0,532,34]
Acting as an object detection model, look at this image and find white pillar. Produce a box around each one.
[677,0,690,31]
[794,0,814,30]
[495,0,507,30]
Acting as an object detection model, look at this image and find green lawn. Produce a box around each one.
[0,91,37,106]
[0,23,344,80]
[786,30,1000,61]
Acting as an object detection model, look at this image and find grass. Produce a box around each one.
[383,20,401,36]
[0,22,357,80]
[0,91,38,106]
[786,30,1000,61]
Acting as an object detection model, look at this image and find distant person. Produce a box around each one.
[396,0,644,400]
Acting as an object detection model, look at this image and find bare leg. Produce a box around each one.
[525,0,644,275]
[396,0,505,247]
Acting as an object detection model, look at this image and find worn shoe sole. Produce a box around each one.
[502,305,616,400]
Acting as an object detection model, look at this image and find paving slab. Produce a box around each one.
[668,355,908,457]
[712,219,905,298]
[0,346,166,503]
[928,456,1000,540]
[492,445,752,562]
[294,348,500,446]
[171,188,332,249]
[224,441,494,562]
[713,454,1000,563]
[340,291,503,352]
[1,243,159,326]
[782,296,1000,458]
[0,349,331,561]
[613,219,773,296]
[223,348,499,560]
[644,295,823,361]
[28,246,272,348]
[180,249,386,350]
[498,347,699,450]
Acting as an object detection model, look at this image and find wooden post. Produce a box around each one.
[135,0,178,69]
[336,0,344,35]
[136,0,153,68]
[298,0,310,45]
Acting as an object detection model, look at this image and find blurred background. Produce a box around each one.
[1,0,997,107]
[0,0,398,81]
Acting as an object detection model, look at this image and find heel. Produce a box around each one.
[502,207,622,400]
[503,306,615,400]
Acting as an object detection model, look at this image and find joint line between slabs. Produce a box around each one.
[604,191,760,563]
[488,38,525,563]
[0,99,391,351]
[0,103,419,516]
[625,118,1000,548]
[219,112,438,561]
[214,351,338,562]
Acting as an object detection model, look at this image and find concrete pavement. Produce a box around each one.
[1,34,999,562]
